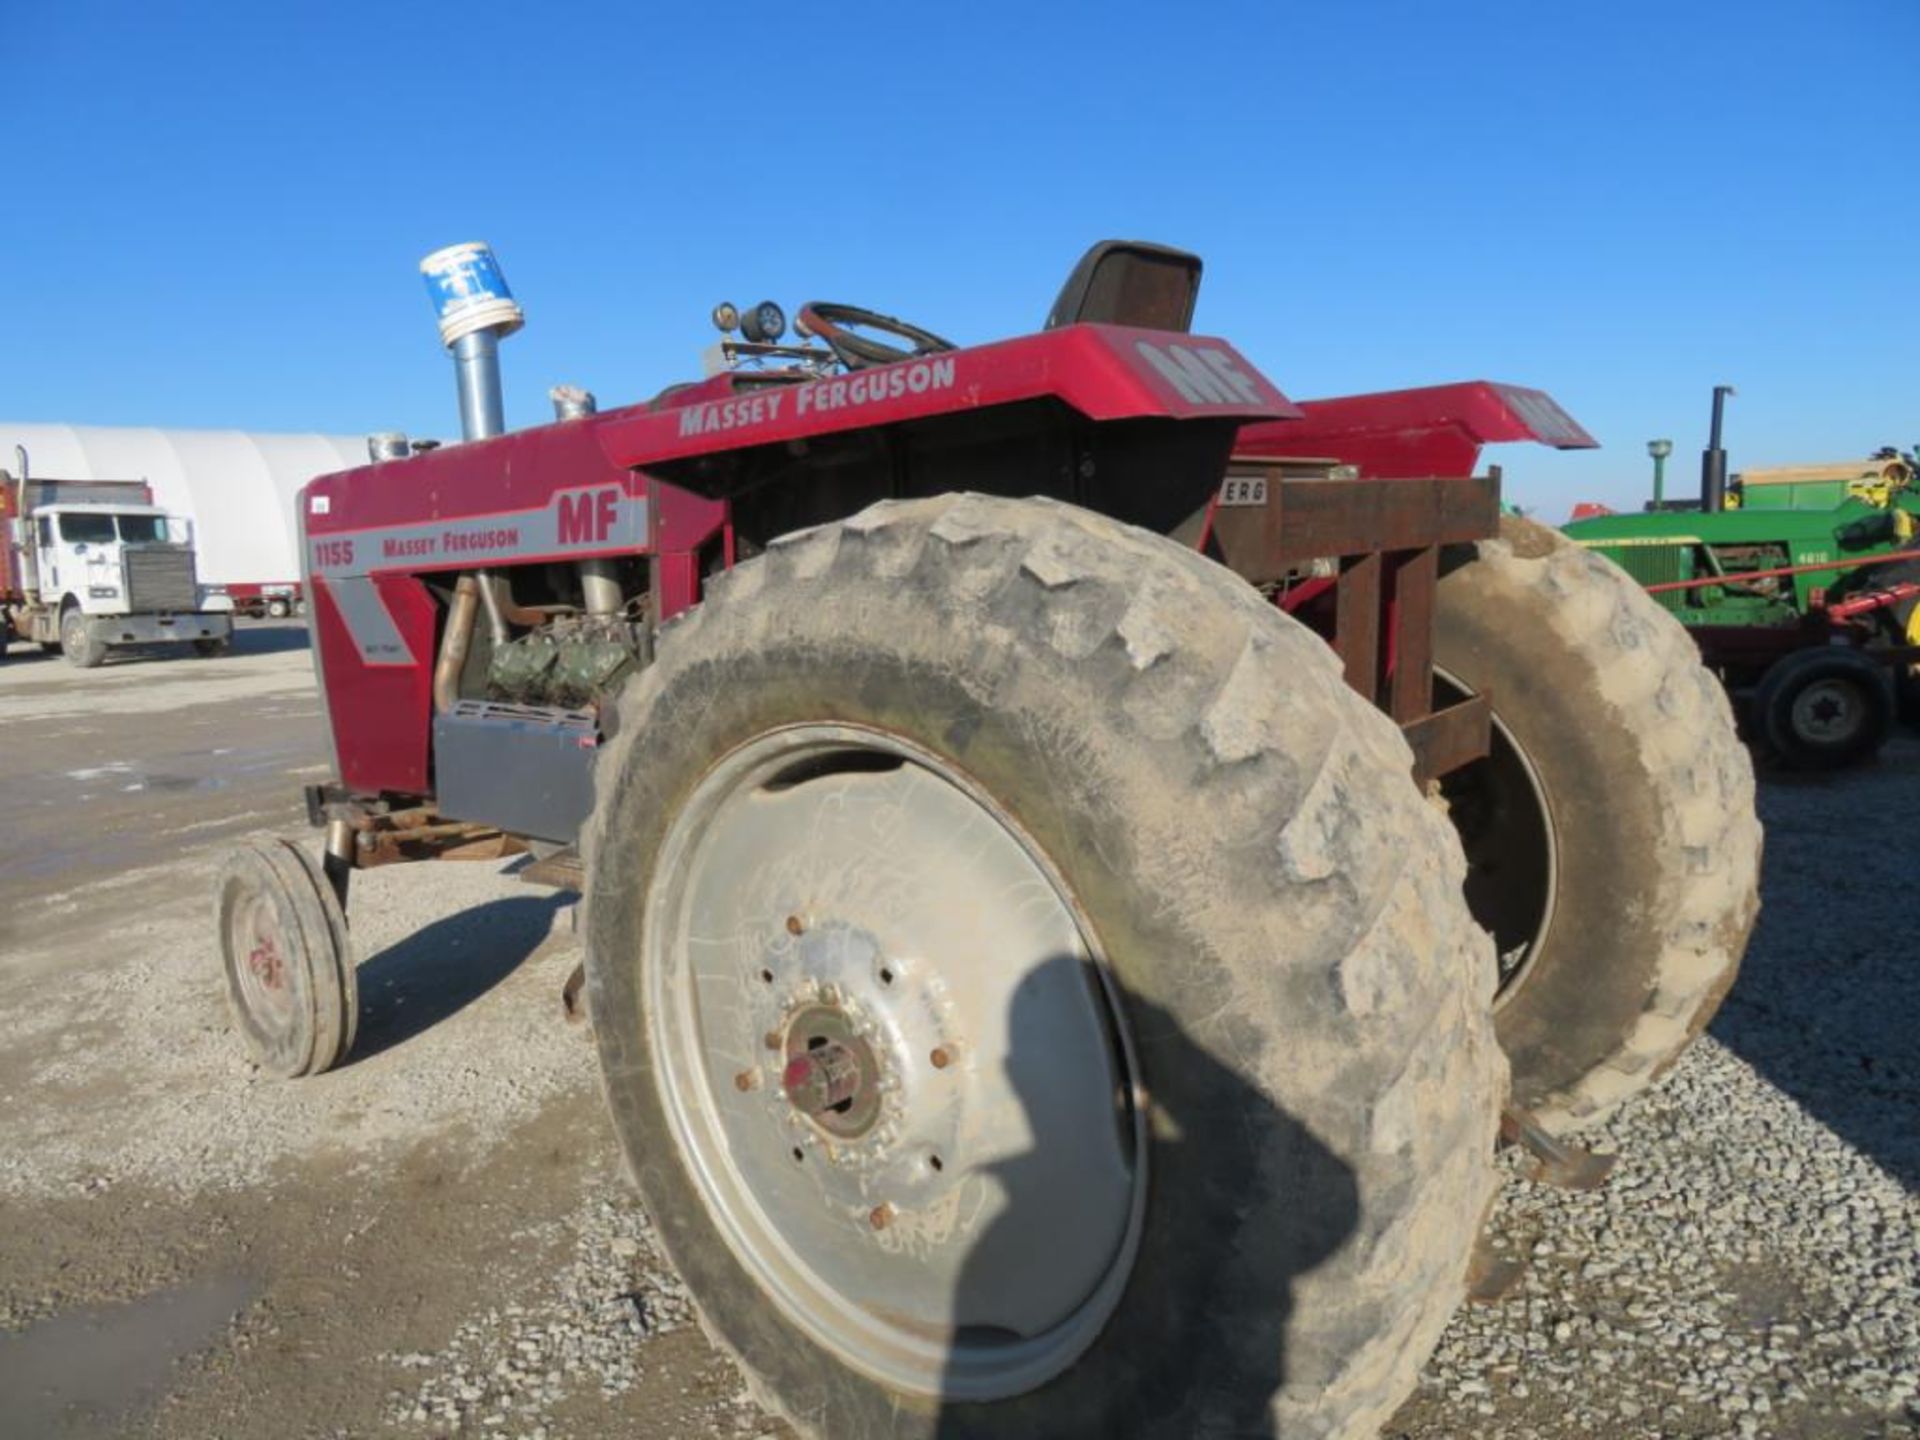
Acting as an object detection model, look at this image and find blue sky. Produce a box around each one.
[3,0,1914,519]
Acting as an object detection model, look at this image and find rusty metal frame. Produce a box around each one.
[1211,461,1503,784]
[316,802,527,870]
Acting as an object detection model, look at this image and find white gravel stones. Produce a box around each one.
[381,1178,708,1436]
[0,851,590,1197]
[1392,735,1920,1439]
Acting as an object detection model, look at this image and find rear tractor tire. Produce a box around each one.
[267,598,292,619]
[1433,515,1762,1134]
[215,839,358,1078]
[583,493,1503,1439]
[60,608,106,669]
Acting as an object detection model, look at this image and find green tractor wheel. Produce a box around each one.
[1838,553,1920,724]
[1753,646,1894,770]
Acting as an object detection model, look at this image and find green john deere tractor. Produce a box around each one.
[1563,386,1920,768]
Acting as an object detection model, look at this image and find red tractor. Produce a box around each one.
[217,242,1759,1436]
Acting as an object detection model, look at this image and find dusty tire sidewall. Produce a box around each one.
[1437,531,1686,1111]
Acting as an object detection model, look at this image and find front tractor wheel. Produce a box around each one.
[584,494,1502,1438]
[215,839,358,1078]
[1434,516,1762,1133]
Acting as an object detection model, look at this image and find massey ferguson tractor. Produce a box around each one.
[216,241,1760,1437]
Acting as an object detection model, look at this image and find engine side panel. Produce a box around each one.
[309,571,439,792]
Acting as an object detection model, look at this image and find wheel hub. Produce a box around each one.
[230,896,294,1024]
[1792,679,1862,743]
[247,937,286,991]
[781,1006,883,1139]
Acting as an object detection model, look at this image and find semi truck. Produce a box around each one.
[1,447,233,666]
[0,422,381,625]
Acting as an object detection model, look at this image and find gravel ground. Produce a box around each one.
[2,633,1917,1438]
[1394,735,1920,1440]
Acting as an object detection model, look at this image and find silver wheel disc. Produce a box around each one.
[642,725,1145,1400]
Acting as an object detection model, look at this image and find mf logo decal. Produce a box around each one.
[1135,342,1267,407]
[557,486,620,545]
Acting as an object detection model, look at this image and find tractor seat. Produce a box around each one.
[1044,240,1203,333]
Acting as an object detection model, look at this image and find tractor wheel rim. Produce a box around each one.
[644,724,1145,1401]
[1434,668,1559,1003]
[1790,678,1864,745]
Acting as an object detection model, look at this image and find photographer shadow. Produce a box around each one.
[934,956,1359,1439]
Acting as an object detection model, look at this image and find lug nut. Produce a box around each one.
[785,914,805,936]
[868,1203,894,1231]
[734,1069,759,1092]
[764,1031,782,1052]
[929,1046,952,1070]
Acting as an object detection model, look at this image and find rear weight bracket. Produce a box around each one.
[1499,1106,1618,1192]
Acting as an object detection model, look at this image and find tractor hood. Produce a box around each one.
[594,324,1301,479]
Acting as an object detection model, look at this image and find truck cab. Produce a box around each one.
[2,476,233,666]
[29,503,219,618]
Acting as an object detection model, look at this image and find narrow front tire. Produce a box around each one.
[215,839,357,1078]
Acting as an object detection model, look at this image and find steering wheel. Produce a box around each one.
[797,302,957,371]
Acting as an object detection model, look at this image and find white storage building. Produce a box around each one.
[0,423,371,588]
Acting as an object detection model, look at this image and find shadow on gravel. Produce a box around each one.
[1711,740,1920,1191]
[347,892,570,1063]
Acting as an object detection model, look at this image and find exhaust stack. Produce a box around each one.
[1701,384,1736,512]
[420,242,524,443]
